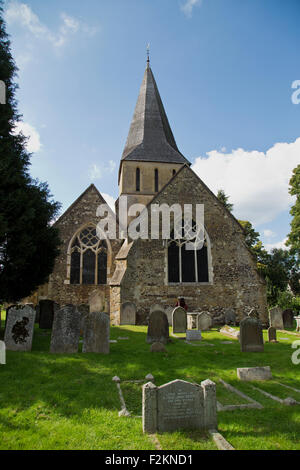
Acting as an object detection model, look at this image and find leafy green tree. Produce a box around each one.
[0,2,61,303]
[217,189,234,212]
[286,164,300,256]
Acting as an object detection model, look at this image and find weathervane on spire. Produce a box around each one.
[147,43,150,66]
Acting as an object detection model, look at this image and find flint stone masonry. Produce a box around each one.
[147,310,169,344]
[120,302,136,325]
[142,379,217,433]
[172,307,187,334]
[50,305,81,354]
[282,309,294,329]
[186,330,202,341]
[83,311,110,354]
[4,306,36,352]
[237,366,272,381]
[89,290,105,313]
[224,308,236,326]
[196,311,212,331]
[240,316,264,353]
[269,307,284,330]
[268,327,277,342]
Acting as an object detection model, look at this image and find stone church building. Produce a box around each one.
[33,60,268,324]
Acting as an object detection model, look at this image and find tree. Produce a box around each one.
[286,164,300,256]
[216,189,234,212]
[0,2,61,303]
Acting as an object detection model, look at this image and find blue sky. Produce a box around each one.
[3,0,300,250]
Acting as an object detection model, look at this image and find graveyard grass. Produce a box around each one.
[0,310,300,450]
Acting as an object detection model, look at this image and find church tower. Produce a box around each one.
[118,58,191,210]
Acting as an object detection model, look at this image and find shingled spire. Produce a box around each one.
[121,63,191,165]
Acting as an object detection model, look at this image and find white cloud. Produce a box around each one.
[265,238,288,252]
[192,137,300,226]
[181,0,202,18]
[88,164,102,181]
[263,229,276,238]
[13,121,42,153]
[102,193,116,212]
[5,1,99,49]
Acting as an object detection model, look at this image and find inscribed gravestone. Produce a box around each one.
[50,305,81,354]
[186,330,202,341]
[282,309,294,329]
[4,306,36,351]
[120,302,136,325]
[268,326,277,342]
[240,316,264,352]
[147,310,169,344]
[172,307,187,334]
[83,311,110,354]
[269,306,283,330]
[142,379,217,433]
[78,304,90,335]
[196,311,212,331]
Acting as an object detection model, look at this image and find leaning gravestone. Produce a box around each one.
[269,306,284,330]
[240,316,264,352]
[120,302,136,325]
[224,308,236,326]
[83,311,110,354]
[172,307,187,334]
[268,326,277,342]
[282,309,294,329]
[39,300,59,329]
[196,311,212,331]
[4,306,36,352]
[147,310,169,344]
[50,305,81,354]
[142,379,217,433]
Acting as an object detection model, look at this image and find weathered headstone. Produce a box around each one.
[4,306,36,352]
[89,290,105,312]
[39,300,59,329]
[268,326,277,342]
[164,306,173,326]
[147,310,169,344]
[4,305,16,333]
[142,379,217,433]
[282,309,294,329]
[120,302,136,325]
[196,311,212,331]
[77,304,90,335]
[240,316,264,352]
[82,311,110,354]
[172,307,187,334]
[50,305,81,354]
[269,306,283,330]
[224,308,236,326]
[186,330,202,341]
[0,341,6,364]
[237,366,272,381]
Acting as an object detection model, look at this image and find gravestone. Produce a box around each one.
[186,330,202,341]
[142,379,217,433]
[120,302,136,325]
[269,306,283,330]
[224,308,236,326]
[187,313,199,330]
[78,304,90,335]
[282,309,294,329]
[240,316,264,352]
[83,311,110,354]
[50,305,81,354]
[39,300,59,329]
[89,290,105,313]
[4,305,16,333]
[164,306,173,326]
[172,307,187,334]
[220,325,240,340]
[35,304,40,323]
[296,316,300,333]
[0,341,6,364]
[237,366,272,381]
[196,311,212,331]
[147,310,169,344]
[4,306,36,352]
[150,304,164,314]
[268,326,277,342]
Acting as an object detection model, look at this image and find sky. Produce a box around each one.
[3,0,300,251]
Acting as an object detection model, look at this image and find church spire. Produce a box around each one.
[121,61,190,166]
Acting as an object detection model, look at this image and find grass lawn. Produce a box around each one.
[0,310,300,450]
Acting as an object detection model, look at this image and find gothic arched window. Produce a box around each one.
[70,225,107,285]
[167,220,209,283]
